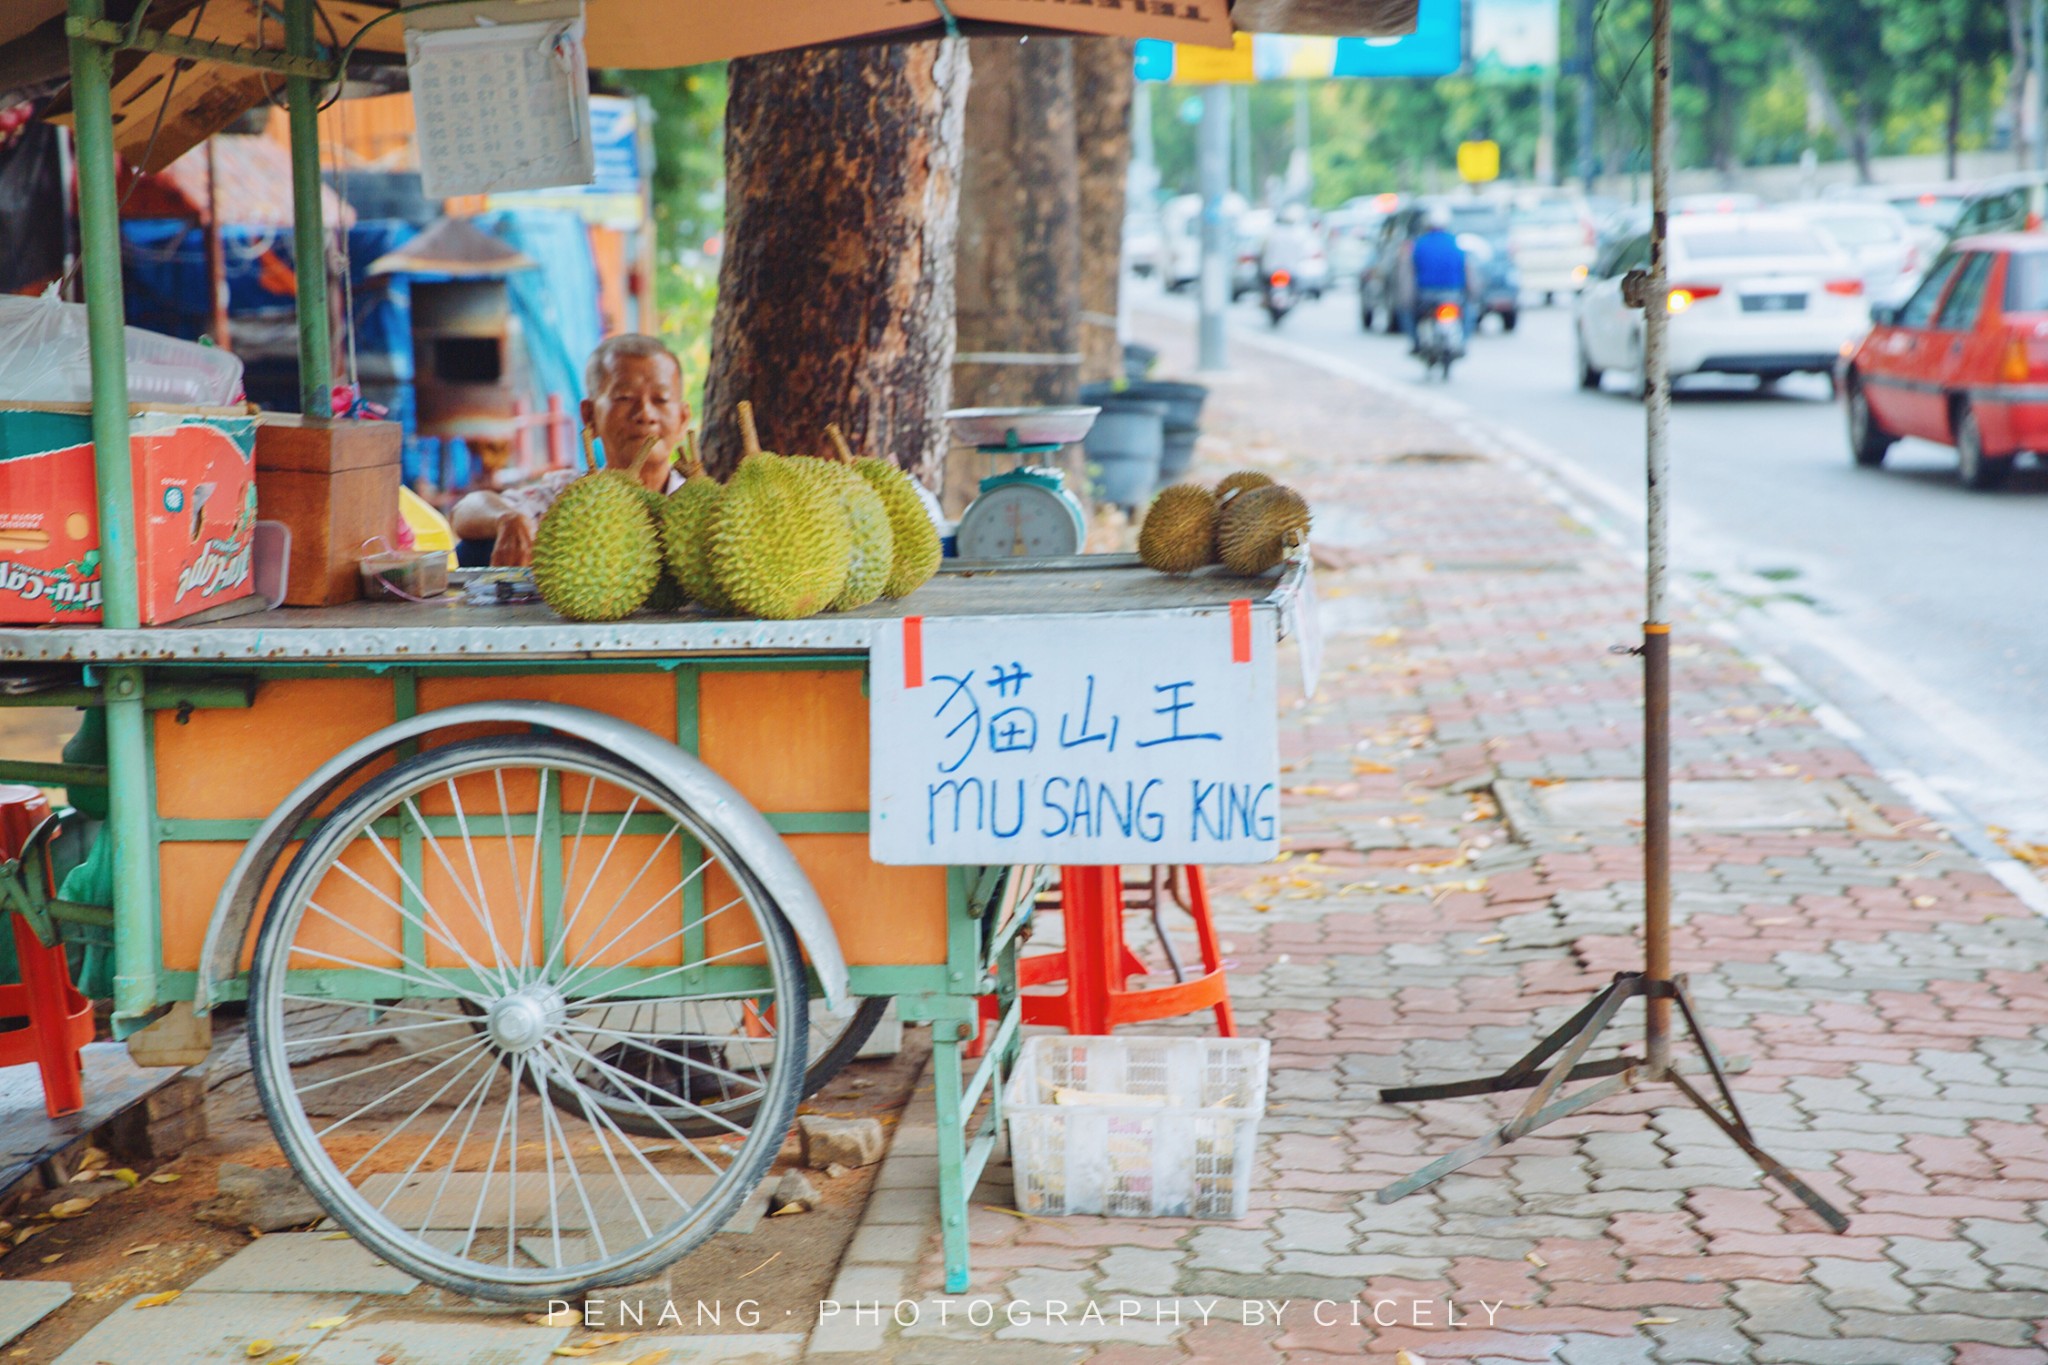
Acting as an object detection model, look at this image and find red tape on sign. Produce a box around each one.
[1230,599,1252,663]
[904,616,924,688]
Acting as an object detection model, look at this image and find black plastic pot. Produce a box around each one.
[1082,398,1167,509]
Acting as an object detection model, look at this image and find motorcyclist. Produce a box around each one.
[1259,204,1314,287]
[1405,204,1471,352]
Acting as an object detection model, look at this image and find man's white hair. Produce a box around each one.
[584,333,681,398]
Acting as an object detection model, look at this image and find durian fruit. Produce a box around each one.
[531,469,662,621]
[808,424,895,611]
[661,448,731,612]
[711,401,850,619]
[1138,483,1220,575]
[642,569,686,613]
[1215,470,1275,504]
[1217,484,1310,577]
[847,437,941,599]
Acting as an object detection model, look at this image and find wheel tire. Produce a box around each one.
[1576,327,1603,391]
[247,734,809,1302]
[1846,375,1894,468]
[1956,405,2013,490]
[1502,309,1519,334]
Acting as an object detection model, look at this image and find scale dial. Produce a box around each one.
[955,480,1086,559]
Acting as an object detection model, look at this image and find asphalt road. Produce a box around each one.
[1193,286,2048,848]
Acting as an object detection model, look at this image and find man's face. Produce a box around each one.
[586,353,689,474]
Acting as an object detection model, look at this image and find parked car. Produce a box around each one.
[1508,193,1598,303]
[1573,211,1867,394]
[1946,173,2048,246]
[1781,200,1925,308]
[1360,198,1520,334]
[1843,234,2048,490]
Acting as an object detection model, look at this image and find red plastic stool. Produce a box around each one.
[978,865,1236,1050]
[0,786,91,1118]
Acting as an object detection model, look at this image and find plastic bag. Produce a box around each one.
[0,292,244,407]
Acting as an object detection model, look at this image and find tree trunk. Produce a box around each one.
[1852,104,1874,185]
[953,35,1081,411]
[1074,37,1135,387]
[1948,71,1964,180]
[2010,0,2029,169]
[702,40,968,483]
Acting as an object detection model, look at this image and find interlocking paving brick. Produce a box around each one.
[298,1316,573,1364]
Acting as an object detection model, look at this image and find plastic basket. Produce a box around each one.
[1004,1035,1270,1220]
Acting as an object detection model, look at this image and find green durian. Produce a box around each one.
[847,440,941,599]
[710,402,850,620]
[661,455,731,612]
[530,469,662,621]
[814,424,894,611]
[1216,484,1310,577]
[1138,483,1219,575]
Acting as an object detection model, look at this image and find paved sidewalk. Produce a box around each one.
[822,318,2048,1363]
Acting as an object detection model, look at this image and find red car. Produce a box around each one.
[1843,233,2048,490]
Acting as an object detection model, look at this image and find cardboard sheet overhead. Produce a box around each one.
[581,0,1234,69]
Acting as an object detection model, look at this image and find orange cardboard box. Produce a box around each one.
[0,405,259,625]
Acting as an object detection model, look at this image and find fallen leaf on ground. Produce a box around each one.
[246,1341,274,1358]
[1637,1316,1677,1325]
[553,1348,601,1359]
[122,1243,160,1256]
[1395,1351,1426,1365]
[135,1290,181,1308]
[1524,1251,1547,1268]
[319,1232,351,1241]
[11,1226,42,1246]
[273,1356,303,1365]
[1476,933,1506,945]
[38,1253,60,1264]
[110,1168,140,1188]
[527,1307,580,1327]
[76,1148,109,1172]
[44,1198,96,1219]
[305,1317,349,1330]
[146,1172,182,1184]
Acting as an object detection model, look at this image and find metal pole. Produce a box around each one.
[285,0,333,418]
[67,0,160,1032]
[1575,0,1597,189]
[203,138,230,349]
[1642,0,1674,1077]
[1233,83,1252,200]
[1538,72,1558,186]
[2034,0,2047,172]
[1198,84,1230,371]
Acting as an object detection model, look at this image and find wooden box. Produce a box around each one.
[254,416,401,607]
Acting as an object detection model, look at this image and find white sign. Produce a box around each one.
[408,17,594,199]
[1471,0,1559,76]
[869,611,1280,866]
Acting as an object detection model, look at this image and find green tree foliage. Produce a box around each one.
[612,65,729,265]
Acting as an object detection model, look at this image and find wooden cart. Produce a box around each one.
[0,563,1296,1300]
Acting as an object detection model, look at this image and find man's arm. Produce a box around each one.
[451,490,516,541]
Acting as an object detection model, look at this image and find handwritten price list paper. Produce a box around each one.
[407,18,594,199]
[869,611,1280,865]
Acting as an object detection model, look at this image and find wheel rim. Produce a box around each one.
[247,738,806,1297]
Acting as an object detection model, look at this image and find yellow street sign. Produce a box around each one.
[1172,32,1256,84]
[1458,140,1501,183]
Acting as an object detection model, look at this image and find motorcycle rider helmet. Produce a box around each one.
[1424,203,1453,230]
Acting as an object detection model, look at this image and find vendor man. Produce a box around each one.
[451,333,691,565]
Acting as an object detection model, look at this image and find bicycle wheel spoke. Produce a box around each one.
[296,904,490,1005]
[278,994,473,1023]
[406,792,518,993]
[339,834,511,995]
[538,1045,660,1242]
[541,794,641,981]
[548,830,690,996]
[310,1034,492,1139]
[559,1026,768,1098]
[375,1057,503,1225]
[282,1015,481,1051]
[459,1054,522,1263]
[413,1057,511,1239]
[520,767,550,986]
[531,1055,606,1264]
[342,1045,494,1181]
[538,1039,690,1232]
[296,1026,480,1099]
[551,1032,754,1145]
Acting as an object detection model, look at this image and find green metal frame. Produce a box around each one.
[51,1,1023,1297]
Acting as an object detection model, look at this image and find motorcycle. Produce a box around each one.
[1263,269,1296,327]
[1414,295,1466,380]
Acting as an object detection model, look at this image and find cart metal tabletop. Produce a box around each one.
[0,556,1305,664]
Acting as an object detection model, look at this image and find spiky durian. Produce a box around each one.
[530,469,662,621]
[1138,483,1220,575]
[1216,484,1310,577]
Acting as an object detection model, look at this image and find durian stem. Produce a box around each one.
[579,423,597,472]
[825,424,856,465]
[736,401,762,459]
[681,428,706,480]
[629,434,663,486]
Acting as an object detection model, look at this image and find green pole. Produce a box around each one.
[285,0,333,418]
[67,0,160,1031]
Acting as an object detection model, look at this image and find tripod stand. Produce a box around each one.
[1372,0,1846,1237]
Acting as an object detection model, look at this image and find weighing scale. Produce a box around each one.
[945,406,1099,559]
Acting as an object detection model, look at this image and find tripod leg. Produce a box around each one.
[1378,1069,1635,1203]
[1381,973,1641,1105]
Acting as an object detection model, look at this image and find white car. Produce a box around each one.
[1780,200,1925,308]
[1508,193,1598,303]
[1572,212,1868,394]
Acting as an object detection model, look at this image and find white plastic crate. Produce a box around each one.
[1004,1035,1270,1219]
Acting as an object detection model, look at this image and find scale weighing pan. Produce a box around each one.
[945,406,1100,448]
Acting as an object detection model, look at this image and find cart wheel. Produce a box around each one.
[246,734,808,1302]
[504,993,891,1138]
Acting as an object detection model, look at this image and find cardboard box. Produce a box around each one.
[0,405,258,626]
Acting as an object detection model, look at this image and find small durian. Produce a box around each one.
[531,469,661,621]
[1138,483,1220,575]
[1215,470,1275,504]
[661,437,730,612]
[813,424,895,611]
[711,401,850,619]
[1216,484,1310,577]
[847,437,941,599]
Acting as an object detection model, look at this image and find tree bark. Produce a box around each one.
[1074,37,1135,387]
[953,35,1081,410]
[702,40,968,483]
